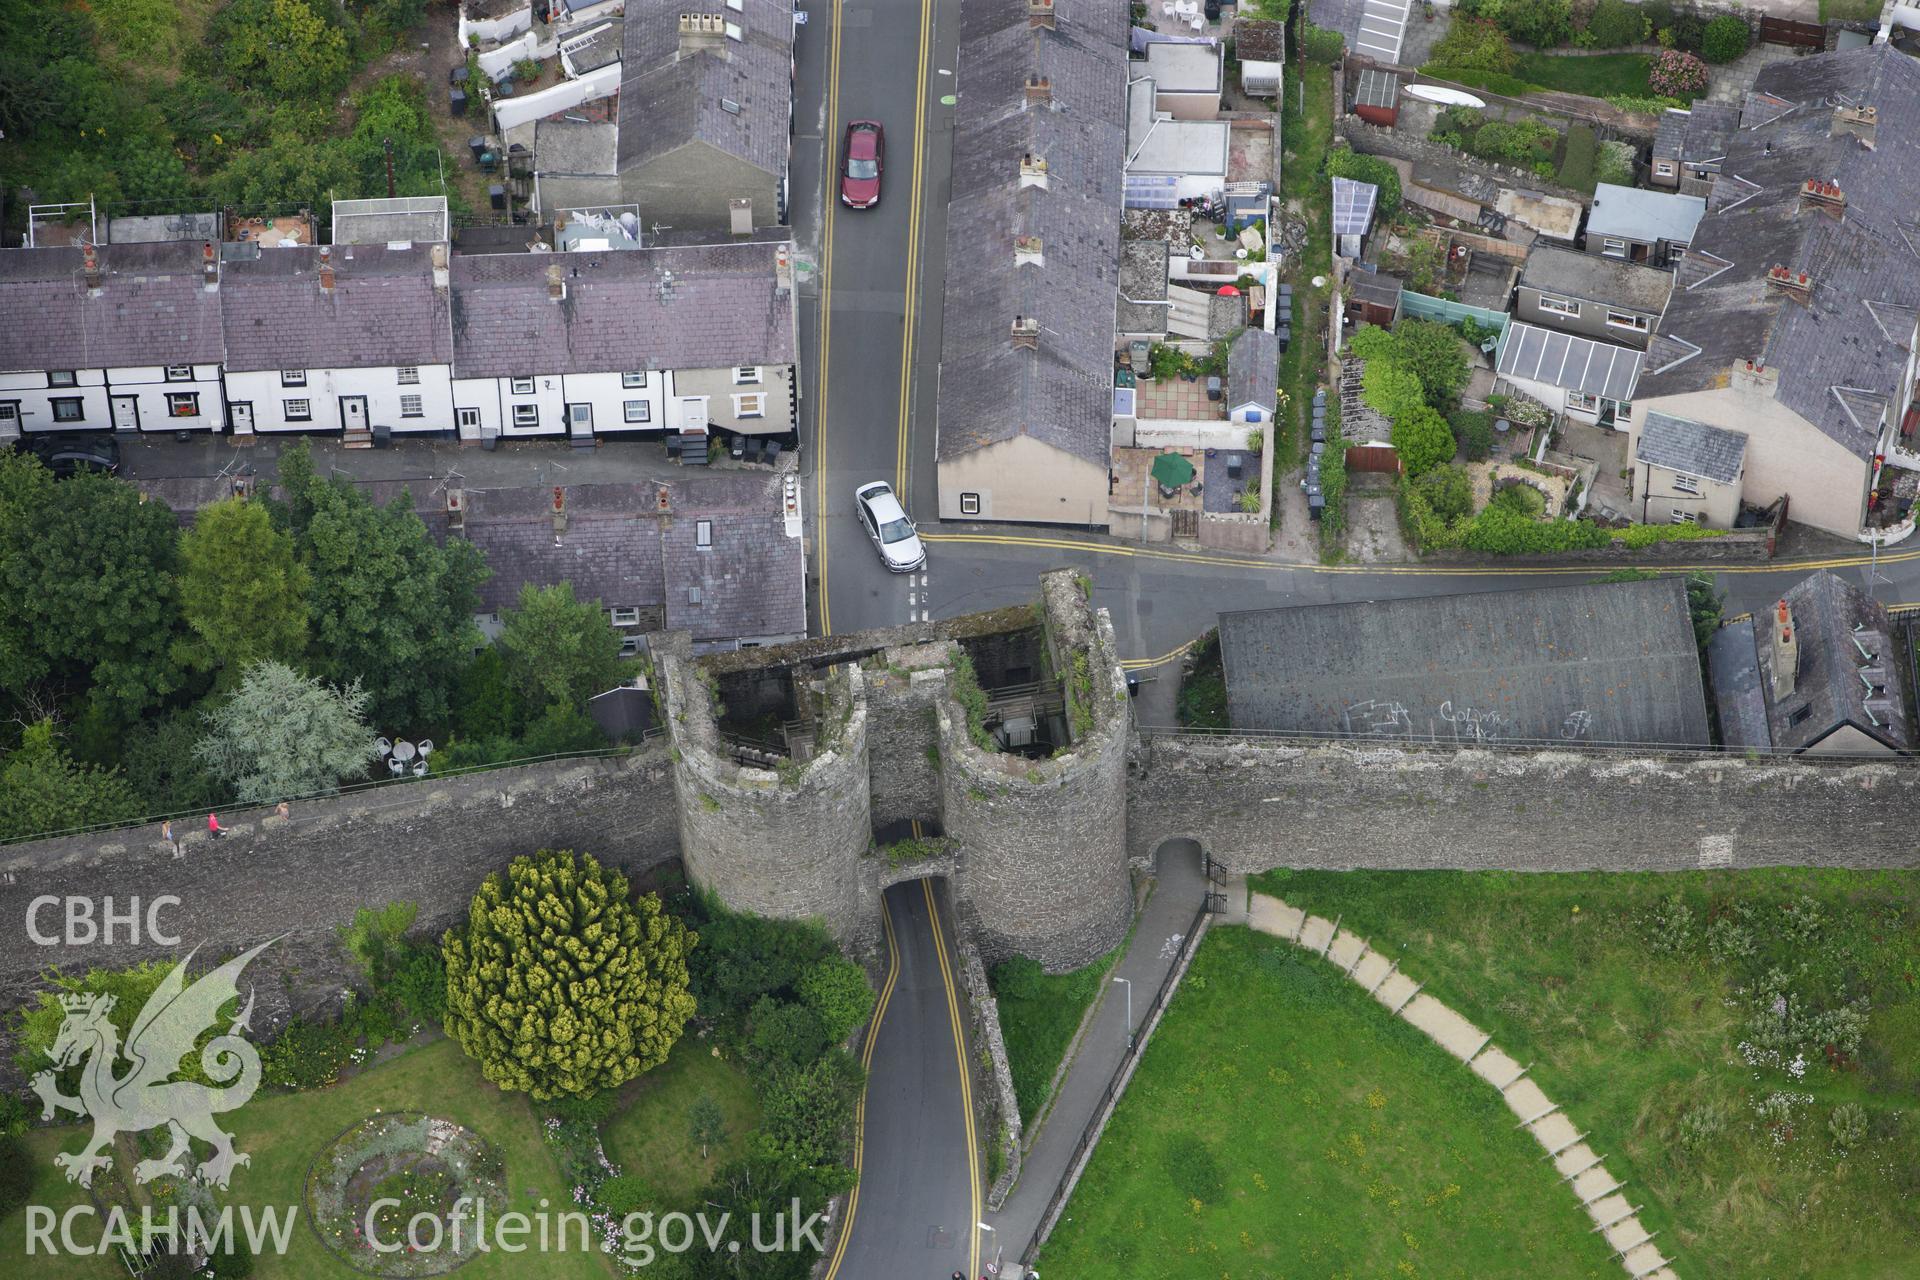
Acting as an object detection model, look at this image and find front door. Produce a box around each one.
[228,402,254,435]
[110,395,139,432]
[341,396,368,433]
[568,403,593,437]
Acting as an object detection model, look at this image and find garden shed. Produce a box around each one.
[1344,268,1402,329]
[1351,68,1400,128]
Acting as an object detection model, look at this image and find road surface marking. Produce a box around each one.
[814,0,847,636]
[893,0,936,500]
[923,878,982,1280]
[821,879,902,1280]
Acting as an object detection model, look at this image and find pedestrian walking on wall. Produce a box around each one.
[275,801,290,821]
[207,812,225,839]
[161,820,180,859]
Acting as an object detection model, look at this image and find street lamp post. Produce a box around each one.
[977,1221,1000,1276]
[1114,976,1133,1050]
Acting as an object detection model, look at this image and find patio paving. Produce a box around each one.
[1112,445,1203,514]
[1135,376,1224,421]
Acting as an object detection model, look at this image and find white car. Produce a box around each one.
[853,481,926,573]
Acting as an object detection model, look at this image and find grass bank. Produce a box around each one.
[991,947,1120,1124]
[1040,927,1620,1279]
[602,1036,761,1206]
[1250,868,1920,1279]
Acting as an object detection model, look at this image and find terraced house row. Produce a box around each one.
[0,235,799,447]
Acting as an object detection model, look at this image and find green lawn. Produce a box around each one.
[1278,61,1335,535]
[1040,927,1621,1279]
[1513,52,1653,98]
[990,947,1120,1125]
[0,1036,609,1278]
[1251,868,1920,1279]
[600,1036,760,1206]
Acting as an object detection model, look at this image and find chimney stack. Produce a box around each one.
[318,245,335,293]
[552,485,568,537]
[1027,0,1056,28]
[774,242,793,296]
[1764,264,1812,303]
[1025,74,1052,104]
[432,242,449,292]
[1015,235,1045,267]
[82,243,101,291]
[1800,178,1846,213]
[1771,600,1798,700]
[446,488,466,531]
[202,241,219,290]
[547,261,566,302]
[1831,104,1877,148]
[1011,315,1040,349]
[678,13,727,54]
[1018,152,1050,190]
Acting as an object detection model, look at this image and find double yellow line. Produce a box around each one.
[820,891,900,1280]
[820,883,981,1280]
[814,0,845,637]
[815,0,937,636]
[895,0,935,500]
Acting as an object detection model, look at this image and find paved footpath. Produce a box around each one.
[988,845,1210,1265]
[1234,887,1681,1280]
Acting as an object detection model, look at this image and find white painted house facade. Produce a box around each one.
[0,241,227,441]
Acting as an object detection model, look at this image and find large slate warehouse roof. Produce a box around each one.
[1218,578,1711,747]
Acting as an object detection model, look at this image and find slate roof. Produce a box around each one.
[1586,183,1706,246]
[1706,618,1772,750]
[1519,244,1673,314]
[1640,47,1920,464]
[1233,17,1285,61]
[935,0,1129,467]
[1739,570,1914,753]
[1219,577,1712,747]
[1116,239,1169,334]
[559,19,624,73]
[398,472,802,644]
[1635,410,1747,484]
[450,240,794,378]
[1652,101,1737,168]
[0,242,227,372]
[1226,328,1278,414]
[221,244,452,373]
[1496,322,1642,401]
[616,0,794,177]
[1347,269,1402,310]
[661,471,805,641]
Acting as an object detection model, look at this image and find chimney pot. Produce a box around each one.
[1028,0,1056,28]
[1018,152,1050,189]
[1011,315,1041,349]
[82,243,102,290]
[318,245,334,292]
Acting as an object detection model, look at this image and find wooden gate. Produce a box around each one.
[1344,444,1403,473]
[1170,508,1199,540]
[1759,15,1825,47]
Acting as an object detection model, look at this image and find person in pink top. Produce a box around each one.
[207,813,225,839]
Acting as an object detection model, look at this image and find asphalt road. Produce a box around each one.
[798,0,958,639]
[824,880,982,1280]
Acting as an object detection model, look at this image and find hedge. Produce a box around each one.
[1325,149,1401,218]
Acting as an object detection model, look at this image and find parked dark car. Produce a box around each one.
[840,120,884,209]
[19,433,120,477]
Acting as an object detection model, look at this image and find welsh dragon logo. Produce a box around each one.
[30,939,277,1190]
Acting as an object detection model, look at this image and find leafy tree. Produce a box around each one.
[451,647,527,741]
[338,901,420,982]
[1500,0,1573,47]
[1298,22,1345,65]
[660,1156,848,1280]
[177,498,310,681]
[217,0,353,100]
[1581,0,1646,47]
[207,131,356,224]
[1392,405,1457,478]
[195,661,375,803]
[1430,17,1517,72]
[117,710,226,814]
[11,959,196,1080]
[757,1049,863,1170]
[0,1137,31,1219]
[0,722,144,842]
[797,956,875,1044]
[689,1095,727,1160]
[114,142,194,212]
[1701,14,1750,63]
[497,583,625,713]
[1391,319,1471,408]
[0,468,183,721]
[1448,408,1494,462]
[280,455,487,730]
[442,849,696,1100]
[748,997,827,1070]
[687,908,835,1033]
[1412,465,1476,522]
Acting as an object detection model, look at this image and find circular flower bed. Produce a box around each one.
[306,1112,506,1277]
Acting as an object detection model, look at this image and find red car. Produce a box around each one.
[840,120,884,209]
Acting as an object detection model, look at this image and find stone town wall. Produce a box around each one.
[1127,734,1920,875]
[0,751,681,1078]
[863,642,951,832]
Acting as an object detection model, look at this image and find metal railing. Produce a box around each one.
[1134,723,1920,764]
[1019,898,1214,1266]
